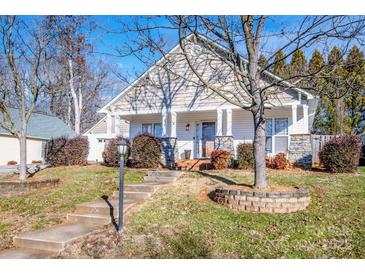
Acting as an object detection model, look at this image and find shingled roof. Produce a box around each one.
[0,108,76,140]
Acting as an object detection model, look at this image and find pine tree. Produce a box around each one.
[289,49,307,80]
[272,50,288,78]
[326,46,348,135]
[258,53,268,69]
[308,50,329,134]
[345,46,365,134]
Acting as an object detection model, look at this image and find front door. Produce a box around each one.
[202,122,216,157]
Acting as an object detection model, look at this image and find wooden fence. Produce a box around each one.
[311,135,337,167]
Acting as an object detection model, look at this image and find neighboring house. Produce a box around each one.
[0,108,76,165]
[83,116,130,162]
[96,35,318,168]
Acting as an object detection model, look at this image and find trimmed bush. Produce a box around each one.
[7,160,17,165]
[45,136,89,166]
[131,133,161,168]
[271,153,288,170]
[211,150,231,170]
[319,136,361,173]
[236,143,254,169]
[102,137,130,167]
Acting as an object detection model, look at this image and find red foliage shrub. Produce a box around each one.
[45,136,89,166]
[236,143,254,169]
[7,160,17,165]
[131,133,161,168]
[102,137,130,167]
[319,136,361,173]
[271,153,288,170]
[211,150,231,170]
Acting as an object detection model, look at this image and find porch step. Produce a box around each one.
[124,184,157,192]
[147,170,180,177]
[13,222,100,252]
[143,176,177,183]
[67,213,112,225]
[74,198,134,215]
[0,248,56,259]
[113,190,152,200]
[176,159,211,171]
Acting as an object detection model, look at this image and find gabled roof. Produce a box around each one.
[83,115,106,135]
[0,108,76,140]
[99,34,314,113]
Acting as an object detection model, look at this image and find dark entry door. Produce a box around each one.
[202,122,215,157]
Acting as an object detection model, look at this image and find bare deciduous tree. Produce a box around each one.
[0,16,53,181]
[115,15,365,188]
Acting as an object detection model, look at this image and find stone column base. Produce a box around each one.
[160,137,178,169]
[288,134,312,169]
[215,136,234,154]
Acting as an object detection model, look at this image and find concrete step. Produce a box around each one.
[143,176,177,183]
[74,198,134,215]
[67,213,111,225]
[113,190,151,200]
[14,223,100,252]
[147,170,180,177]
[0,248,56,259]
[124,184,157,192]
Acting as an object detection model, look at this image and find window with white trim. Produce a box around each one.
[142,123,163,138]
[266,118,289,154]
[265,119,273,153]
[274,118,289,154]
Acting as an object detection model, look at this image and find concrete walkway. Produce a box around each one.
[0,170,180,259]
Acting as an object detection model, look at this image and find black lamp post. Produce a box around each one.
[117,137,127,233]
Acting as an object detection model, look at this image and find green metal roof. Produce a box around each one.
[0,108,76,140]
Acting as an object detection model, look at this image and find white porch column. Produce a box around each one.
[114,115,120,136]
[226,108,232,136]
[216,109,223,136]
[161,108,168,137]
[303,104,309,133]
[106,111,112,137]
[291,104,297,133]
[170,111,177,138]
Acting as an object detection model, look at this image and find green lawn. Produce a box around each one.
[120,167,365,258]
[0,165,145,251]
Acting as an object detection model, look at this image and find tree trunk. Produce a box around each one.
[18,132,27,182]
[252,110,267,189]
[74,104,81,135]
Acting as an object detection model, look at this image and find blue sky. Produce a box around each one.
[89,16,309,79]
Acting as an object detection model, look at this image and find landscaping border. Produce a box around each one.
[0,178,60,197]
[214,186,311,213]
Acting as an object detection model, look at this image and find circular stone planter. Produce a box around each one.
[214,186,311,213]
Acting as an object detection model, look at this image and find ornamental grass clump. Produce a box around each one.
[211,150,231,170]
[102,137,130,167]
[319,136,361,173]
[45,136,89,166]
[131,133,161,168]
[236,143,254,169]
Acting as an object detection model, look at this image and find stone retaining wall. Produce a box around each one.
[214,186,311,213]
[0,178,60,197]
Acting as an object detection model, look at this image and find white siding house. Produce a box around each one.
[0,108,76,165]
[94,36,317,167]
[83,116,130,162]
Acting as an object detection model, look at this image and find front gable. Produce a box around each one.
[100,37,312,115]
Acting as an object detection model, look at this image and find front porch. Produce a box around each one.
[109,103,310,167]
